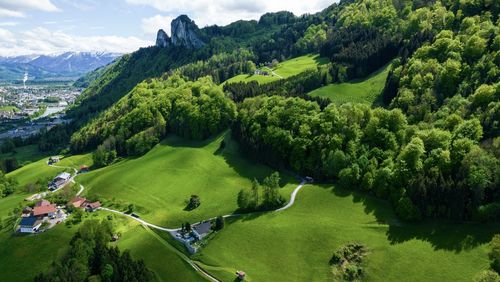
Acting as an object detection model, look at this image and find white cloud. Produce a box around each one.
[0,0,59,12]
[0,27,152,56]
[0,7,24,17]
[142,14,173,35]
[0,21,18,26]
[130,0,335,32]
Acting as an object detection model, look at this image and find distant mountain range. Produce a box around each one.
[0,52,121,82]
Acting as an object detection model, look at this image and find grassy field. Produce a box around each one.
[196,184,499,281]
[224,54,328,85]
[7,154,92,187]
[78,132,297,228]
[309,63,391,106]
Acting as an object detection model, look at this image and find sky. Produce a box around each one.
[0,0,334,56]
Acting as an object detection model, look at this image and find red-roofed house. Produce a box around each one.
[85,201,101,212]
[35,199,51,207]
[33,204,57,218]
[69,197,87,208]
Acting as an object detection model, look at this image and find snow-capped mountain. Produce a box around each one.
[0,52,121,81]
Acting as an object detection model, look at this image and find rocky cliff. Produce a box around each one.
[155,15,205,49]
[155,29,170,48]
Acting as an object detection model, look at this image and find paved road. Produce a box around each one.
[276,180,306,212]
[100,179,307,232]
[44,162,308,281]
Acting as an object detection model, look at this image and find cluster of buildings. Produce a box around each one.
[254,69,270,76]
[68,196,101,212]
[18,197,101,234]
[19,200,65,233]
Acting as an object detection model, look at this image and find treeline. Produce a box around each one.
[173,49,256,84]
[35,220,154,282]
[233,96,499,221]
[0,171,17,199]
[237,172,285,212]
[71,75,236,161]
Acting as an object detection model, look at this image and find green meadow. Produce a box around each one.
[196,184,498,281]
[224,54,327,85]
[309,63,391,106]
[7,154,92,187]
[78,132,297,228]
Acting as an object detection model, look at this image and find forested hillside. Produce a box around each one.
[41,0,500,225]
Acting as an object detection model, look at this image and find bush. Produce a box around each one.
[186,195,201,211]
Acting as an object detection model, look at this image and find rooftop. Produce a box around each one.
[33,204,57,216]
[19,216,41,227]
[55,172,71,180]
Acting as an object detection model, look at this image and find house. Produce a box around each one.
[49,172,72,190]
[79,166,90,173]
[193,221,212,239]
[254,69,269,76]
[69,197,87,208]
[54,172,71,182]
[85,201,101,212]
[22,207,33,217]
[33,203,57,218]
[48,156,60,165]
[19,216,42,233]
[35,199,50,207]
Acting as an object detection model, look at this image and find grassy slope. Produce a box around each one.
[78,132,297,228]
[224,54,327,85]
[197,184,498,282]
[7,154,92,187]
[309,63,391,106]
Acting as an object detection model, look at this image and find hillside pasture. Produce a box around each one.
[309,63,391,106]
[196,184,498,282]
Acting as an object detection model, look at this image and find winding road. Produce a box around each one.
[44,161,308,281]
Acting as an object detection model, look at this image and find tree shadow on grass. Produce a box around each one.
[328,184,500,252]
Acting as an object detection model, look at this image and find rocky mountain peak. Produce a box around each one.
[155,29,170,48]
[170,15,205,49]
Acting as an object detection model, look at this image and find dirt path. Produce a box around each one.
[263,67,284,79]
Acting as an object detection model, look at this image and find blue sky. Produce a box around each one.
[0,0,334,56]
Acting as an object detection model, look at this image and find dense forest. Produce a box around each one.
[70,75,236,164]
[35,220,154,282]
[234,95,499,221]
[62,0,500,222]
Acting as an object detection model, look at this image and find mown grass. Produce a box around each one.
[196,184,499,281]
[309,63,391,106]
[224,54,327,85]
[78,132,297,228]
